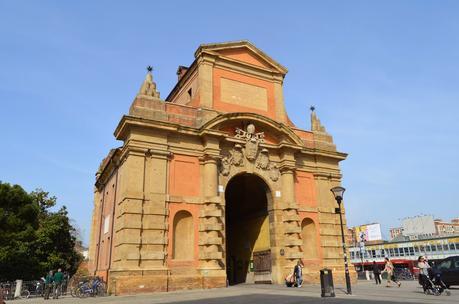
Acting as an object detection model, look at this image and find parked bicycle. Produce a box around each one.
[20,280,45,298]
[394,268,414,280]
[74,277,106,298]
[0,281,31,299]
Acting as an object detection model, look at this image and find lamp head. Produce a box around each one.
[330,186,345,203]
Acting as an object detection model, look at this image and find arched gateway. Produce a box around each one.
[88,41,353,295]
[225,173,272,285]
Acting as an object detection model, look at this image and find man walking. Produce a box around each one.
[52,268,64,299]
[44,271,53,300]
[372,261,381,285]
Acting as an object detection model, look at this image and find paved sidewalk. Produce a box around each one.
[7,280,458,304]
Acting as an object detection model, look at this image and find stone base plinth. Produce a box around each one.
[108,271,226,295]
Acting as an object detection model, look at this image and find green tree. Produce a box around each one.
[30,188,57,218]
[0,182,40,280]
[34,206,82,275]
[0,182,82,281]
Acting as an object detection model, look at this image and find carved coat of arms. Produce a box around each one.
[235,124,264,161]
[256,148,270,170]
[231,144,244,166]
[219,123,281,182]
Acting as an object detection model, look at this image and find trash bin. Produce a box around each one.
[320,268,335,297]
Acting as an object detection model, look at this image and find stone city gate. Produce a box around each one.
[88,40,354,295]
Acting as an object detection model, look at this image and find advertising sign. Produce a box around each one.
[354,223,382,242]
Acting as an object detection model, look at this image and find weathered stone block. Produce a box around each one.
[199,251,223,260]
[199,223,223,231]
[199,236,222,245]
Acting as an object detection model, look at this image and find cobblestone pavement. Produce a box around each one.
[7,281,459,304]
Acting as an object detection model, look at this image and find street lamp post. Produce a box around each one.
[330,186,352,295]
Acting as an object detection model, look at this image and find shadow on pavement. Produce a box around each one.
[157,294,418,304]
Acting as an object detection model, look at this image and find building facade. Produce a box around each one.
[349,235,459,274]
[88,41,352,294]
[390,216,459,241]
[434,218,459,236]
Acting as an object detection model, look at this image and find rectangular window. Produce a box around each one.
[431,245,437,252]
[426,245,431,252]
[389,248,394,256]
[414,246,419,253]
[409,247,415,255]
[449,244,456,251]
[443,244,449,251]
[103,215,110,234]
[420,245,425,252]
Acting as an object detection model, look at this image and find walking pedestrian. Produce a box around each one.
[417,256,431,292]
[382,257,401,287]
[52,268,64,299]
[293,260,303,288]
[372,261,381,285]
[44,270,54,300]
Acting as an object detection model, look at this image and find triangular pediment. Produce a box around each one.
[195,40,288,74]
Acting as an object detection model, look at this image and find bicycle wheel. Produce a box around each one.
[70,286,76,297]
[97,283,107,297]
[20,289,30,299]
[75,287,84,298]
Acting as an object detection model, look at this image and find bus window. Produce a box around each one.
[372,250,376,258]
[443,244,449,251]
[414,246,419,253]
[426,245,431,252]
[389,248,394,256]
[431,245,437,252]
[420,245,425,252]
[399,248,405,256]
[409,247,414,255]
[404,247,409,256]
[456,243,459,251]
[449,243,455,251]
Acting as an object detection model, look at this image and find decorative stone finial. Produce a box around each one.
[310,106,336,151]
[310,106,326,132]
[138,66,160,98]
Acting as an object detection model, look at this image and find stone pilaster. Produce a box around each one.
[197,55,215,109]
[280,167,302,264]
[88,187,102,274]
[198,136,225,277]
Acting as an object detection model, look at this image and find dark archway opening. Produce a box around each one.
[225,173,271,285]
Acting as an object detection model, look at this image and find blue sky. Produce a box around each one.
[1,1,458,243]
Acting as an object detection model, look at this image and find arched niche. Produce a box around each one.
[172,210,194,260]
[301,218,318,259]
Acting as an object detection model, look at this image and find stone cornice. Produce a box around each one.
[95,148,121,190]
[114,115,348,165]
